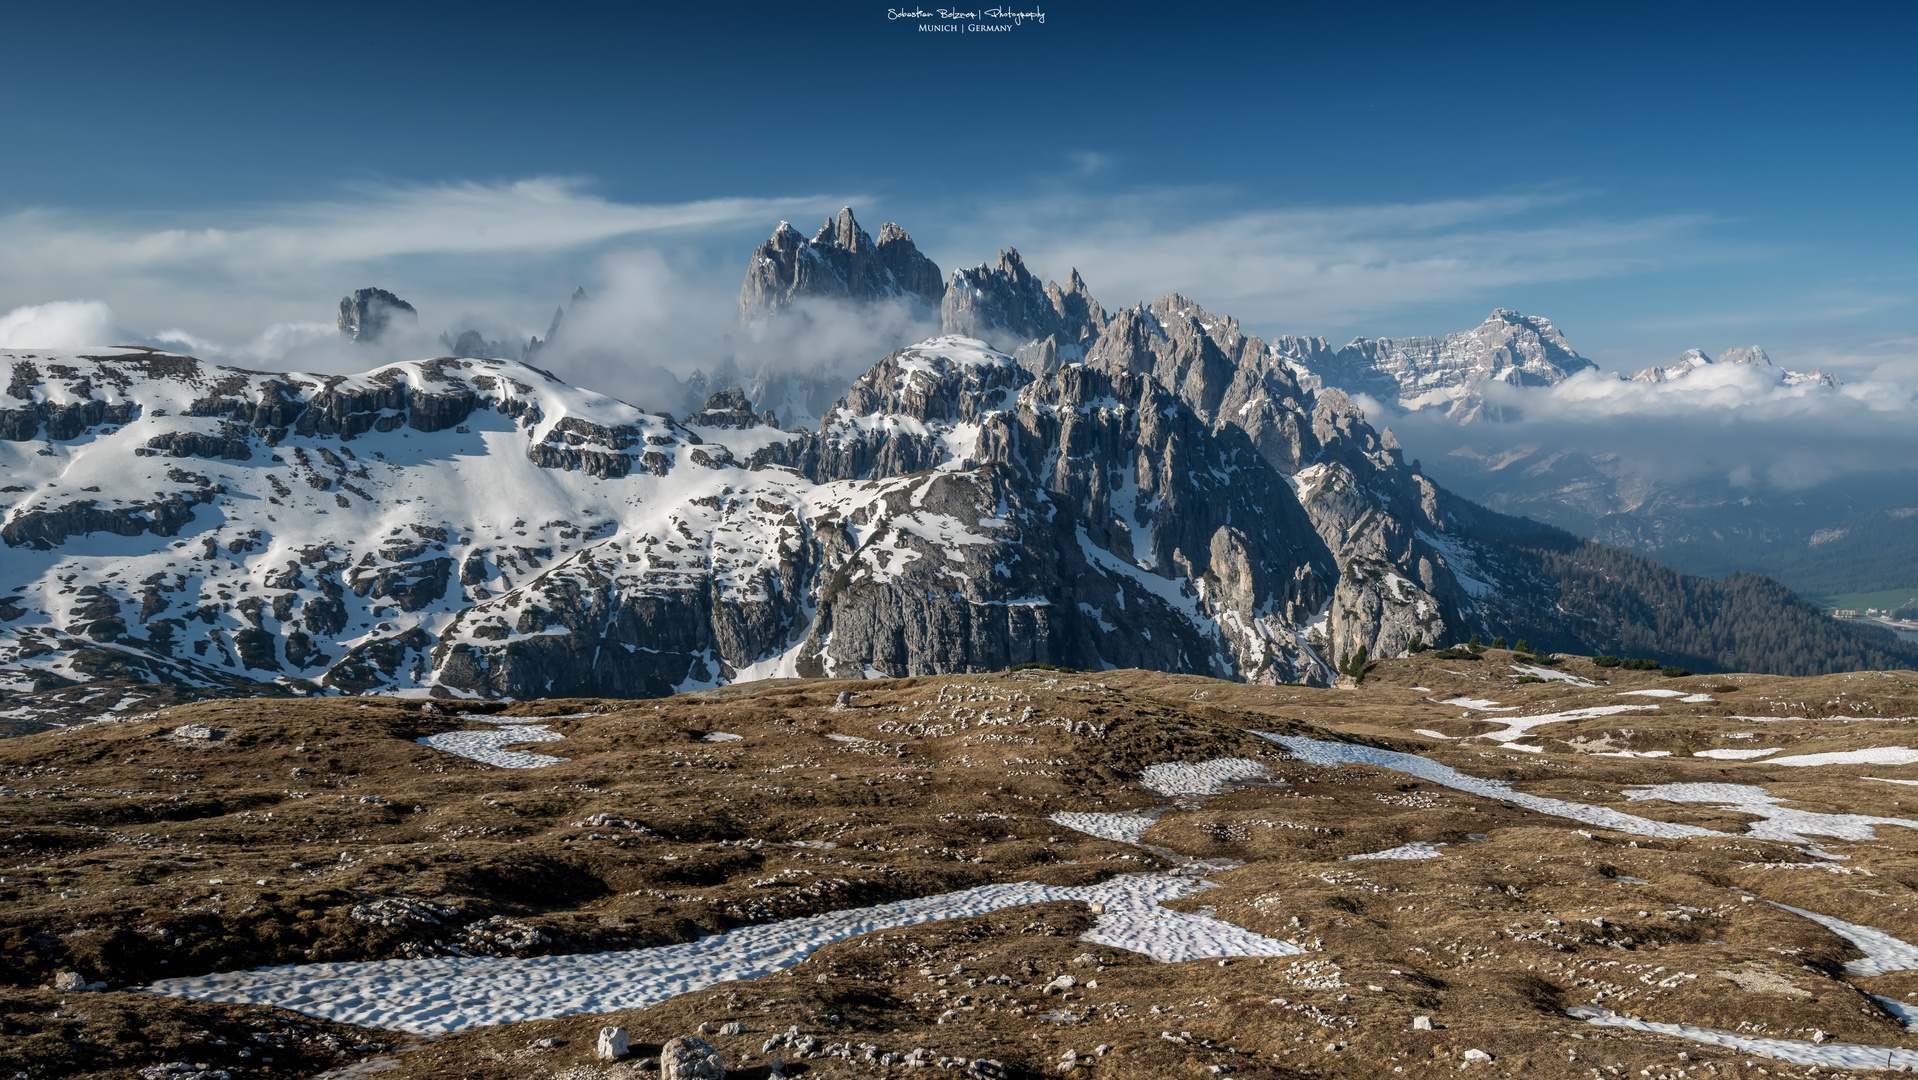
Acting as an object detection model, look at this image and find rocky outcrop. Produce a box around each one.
[739,208,944,322]
[140,428,254,460]
[295,370,479,438]
[686,388,762,430]
[347,557,454,612]
[0,397,142,441]
[2,490,220,548]
[338,288,418,344]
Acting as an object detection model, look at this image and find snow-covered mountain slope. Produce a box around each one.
[0,349,768,696]
[7,339,1503,701]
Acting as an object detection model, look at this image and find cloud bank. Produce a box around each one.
[1389,358,1918,520]
[0,300,137,349]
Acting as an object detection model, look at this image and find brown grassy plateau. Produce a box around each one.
[2,652,1916,1080]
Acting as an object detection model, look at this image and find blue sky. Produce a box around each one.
[1,1,1915,382]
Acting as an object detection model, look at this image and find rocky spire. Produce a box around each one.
[738,207,944,323]
[337,288,417,344]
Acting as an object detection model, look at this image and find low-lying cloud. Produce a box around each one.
[528,249,938,416]
[0,178,845,362]
[1388,360,1918,515]
[0,300,136,350]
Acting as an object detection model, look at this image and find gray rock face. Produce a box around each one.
[1717,345,1772,368]
[337,288,418,344]
[426,336,1341,692]
[686,387,761,430]
[739,207,944,322]
[1629,347,1713,384]
[942,249,1104,360]
[926,270,1534,667]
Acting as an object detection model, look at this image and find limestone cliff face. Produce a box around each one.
[935,269,1501,669]
[0,340,1350,697]
[739,208,945,322]
[941,249,1104,363]
[420,336,1344,693]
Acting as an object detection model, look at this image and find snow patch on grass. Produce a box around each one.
[1048,811,1159,845]
[1138,758,1269,796]
[418,718,567,769]
[144,873,1300,1033]
[1440,697,1516,711]
[1746,893,1918,977]
[1568,1007,1918,1070]
[1764,747,1918,768]
[1344,841,1442,861]
[1473,704,1659,744]
[1624,783,1918,846]
[1257,733,1721,840]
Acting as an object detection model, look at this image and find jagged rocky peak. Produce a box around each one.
[738,207,944,322]
[1718,344,1771,367]
[1631,348,1712,383]
[337,287,418,344]
[942,249,1106,363]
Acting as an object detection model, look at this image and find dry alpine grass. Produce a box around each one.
[0,652,1914,1079]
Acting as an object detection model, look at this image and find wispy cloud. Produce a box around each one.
[0,177,1797,413]
[0,178,830,274]
[934,187,1730,331]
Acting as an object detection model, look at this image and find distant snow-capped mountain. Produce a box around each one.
[1629,344,1841,389]
[1272,308,1596,422]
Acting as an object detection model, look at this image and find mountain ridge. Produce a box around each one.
[3,221,1913,709]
